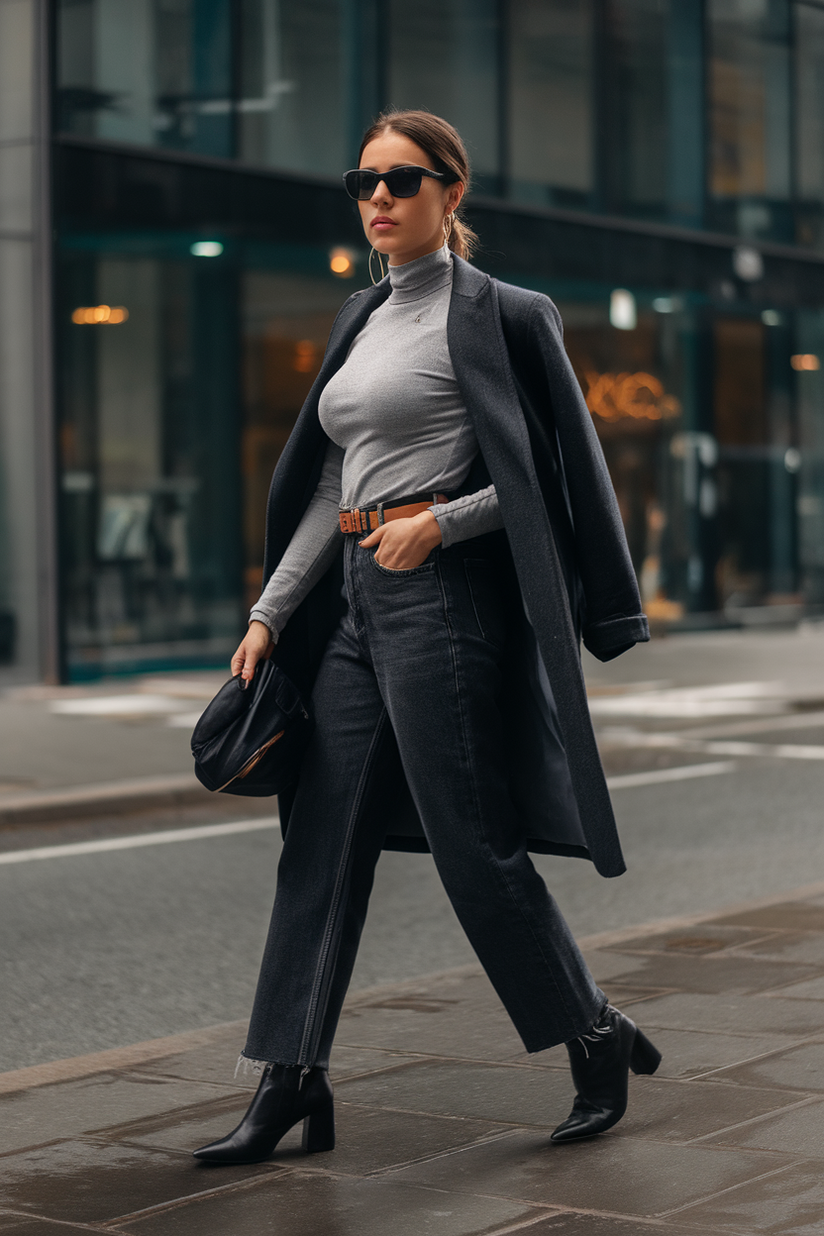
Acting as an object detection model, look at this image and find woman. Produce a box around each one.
[194,109,659,1165]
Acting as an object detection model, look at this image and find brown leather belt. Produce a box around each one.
[339,493,449,535]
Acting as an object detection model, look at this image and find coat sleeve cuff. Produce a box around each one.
[583,614,650,662]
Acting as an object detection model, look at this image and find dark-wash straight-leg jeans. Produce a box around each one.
[244,533,605,1068]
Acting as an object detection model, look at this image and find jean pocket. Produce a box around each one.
[464,558,506,644]
[368,549,436,577]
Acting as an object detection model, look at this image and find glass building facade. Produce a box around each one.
[4,0,824,680]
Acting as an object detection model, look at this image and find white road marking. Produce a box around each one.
[590,681,786,719]
[602,727,824,762]
[0,762,741,865]
[0,817,278,866]
[607,761,737,789]
[49,694,191,716]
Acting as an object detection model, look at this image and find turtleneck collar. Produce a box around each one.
[387,243,453,304]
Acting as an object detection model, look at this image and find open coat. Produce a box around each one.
[262,254,649,879]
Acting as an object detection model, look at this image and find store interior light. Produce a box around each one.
[761,309,782,326]
[329,247,355,277]
[293,340,317,373]
[190,241,224,257]
[791,354,821,371]
[585,370,680,422]
[610,288,637,330]
[71,305,128,325]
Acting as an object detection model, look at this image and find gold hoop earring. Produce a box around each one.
[368,246,387,286]
[443,213,454,243]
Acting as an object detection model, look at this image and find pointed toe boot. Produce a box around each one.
[193,1063,335,1164]
[551,1005,661,1143]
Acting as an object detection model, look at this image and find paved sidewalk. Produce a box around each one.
[3,885,824,1235]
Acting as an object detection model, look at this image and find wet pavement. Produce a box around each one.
[4,885,824,1235]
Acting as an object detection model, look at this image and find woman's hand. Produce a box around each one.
[231,620,274,683]
[359,510,442,569]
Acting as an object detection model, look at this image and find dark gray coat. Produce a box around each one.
[262,255,649,878]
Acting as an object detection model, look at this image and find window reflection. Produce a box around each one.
[795,3,824,250]
[239,0,346,174]
[241,268,351,608]
[601,0,668,218]
[508,0,594,207]
[387,0,500,191]
[58,250,241,676]
[560,297,686,617]
[57,0,234,157]
[708,0,792,240]
[797,309,824,603]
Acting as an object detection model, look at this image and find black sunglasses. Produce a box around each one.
[343,165,459,201]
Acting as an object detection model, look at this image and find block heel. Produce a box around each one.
[551,1005,664,1143]
[193,1064,334,1164]
[302,1100,336,1153]
[630,1027,662,1075]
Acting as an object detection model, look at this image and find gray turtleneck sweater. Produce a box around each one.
[250,244,503,638]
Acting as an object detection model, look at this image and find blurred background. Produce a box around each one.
[3,0,824,685]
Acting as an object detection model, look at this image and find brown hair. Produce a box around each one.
[358,108,479,261]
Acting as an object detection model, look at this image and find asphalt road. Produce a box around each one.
[3,628,824,1074]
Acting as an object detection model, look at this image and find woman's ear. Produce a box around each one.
[447,183,464,214]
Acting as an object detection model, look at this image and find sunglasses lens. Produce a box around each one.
[344,168,428,199]
[387,168,422,197]
[344,170,375,200]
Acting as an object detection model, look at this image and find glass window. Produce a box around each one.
[507,0,594,208]
[386,0,500,191]
[796,309,824,602]
[708,0,792,240]
[238,0,348,175]
[557,290,688,618]
[241,259,353,607]
[56,0,234,158]
[601,0,668,218]
[795,2,824,250]
[57,244,242,677]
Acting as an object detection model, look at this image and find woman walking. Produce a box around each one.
[194,109,659,1164]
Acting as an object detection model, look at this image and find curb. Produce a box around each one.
[0,774,212,826]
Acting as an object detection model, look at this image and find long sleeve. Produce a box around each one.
[429,484,504,549]
[250,442,344,641]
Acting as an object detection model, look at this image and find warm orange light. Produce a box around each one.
[293,340,316,373]
[584,371,681,422]
[791,354,820,371]
[71,305,129,325]
[329,247,355,277]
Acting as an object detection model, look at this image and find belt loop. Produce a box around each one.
[377,501,385,526]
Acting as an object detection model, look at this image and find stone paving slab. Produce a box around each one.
[3,888,824,1234]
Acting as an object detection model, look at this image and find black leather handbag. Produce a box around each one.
[191,659,312,796]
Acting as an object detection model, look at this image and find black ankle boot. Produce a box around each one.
[550,1004,661,1143]
[193,1063,335,1164]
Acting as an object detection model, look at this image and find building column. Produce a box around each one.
[0,0,59,682]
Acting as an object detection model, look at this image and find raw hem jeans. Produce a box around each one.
[244,533,605,1068]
